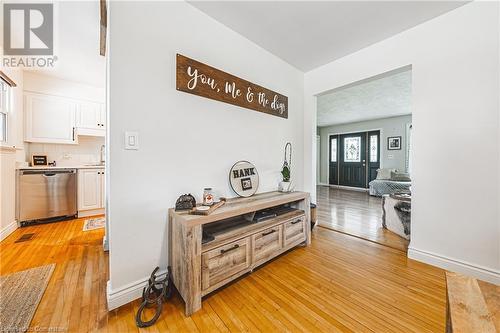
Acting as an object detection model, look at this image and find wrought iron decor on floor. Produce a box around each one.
[135,266,173,328]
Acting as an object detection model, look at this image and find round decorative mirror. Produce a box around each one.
[229,161,259,197]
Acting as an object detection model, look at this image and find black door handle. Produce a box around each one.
[262,229,276,236]
[220,244,239,254]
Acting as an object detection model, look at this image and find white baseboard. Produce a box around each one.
[107,269,167,310]
[78,209,105,218]
[0,221,18,242]
[319,184,369,192]
[408,247,500,285]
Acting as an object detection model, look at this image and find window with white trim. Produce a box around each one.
[0,80,10,143]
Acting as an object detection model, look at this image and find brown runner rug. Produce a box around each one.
[0,264,55,332]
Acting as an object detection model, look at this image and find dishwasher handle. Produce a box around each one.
[21,169,76,175]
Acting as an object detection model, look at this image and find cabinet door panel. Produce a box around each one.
[283,216,306,247]
[78,169,101,211]
[99,104,106,129]
[78,102,102,130]
[201,238,250,292]
[25,94,76,144]
[252,225,282,265]
[100,171,105,209]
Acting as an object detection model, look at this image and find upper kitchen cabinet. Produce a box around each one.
[76,101,106,136]
[24,93,77,144]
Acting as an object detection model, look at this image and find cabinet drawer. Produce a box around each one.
[201,238,250,291]
[283,216,306,247]
[252,225,282,265]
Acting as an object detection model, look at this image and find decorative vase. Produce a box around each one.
[278,181,294,193]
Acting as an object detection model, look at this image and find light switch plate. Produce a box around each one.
[125,131,139,150]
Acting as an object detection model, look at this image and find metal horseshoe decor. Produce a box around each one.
[135,266,173,328]
[229,161,259,197]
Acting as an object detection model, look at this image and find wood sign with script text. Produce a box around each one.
[176,54,288,118]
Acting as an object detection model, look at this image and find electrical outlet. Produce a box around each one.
[62,152,71,160]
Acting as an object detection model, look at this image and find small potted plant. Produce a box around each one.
[279,143,294,192]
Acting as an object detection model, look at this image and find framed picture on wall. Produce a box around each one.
[387,136,402,150]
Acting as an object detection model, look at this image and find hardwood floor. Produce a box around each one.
[0,216,109,333]
[316,185,410,251]
[0,215,446,332]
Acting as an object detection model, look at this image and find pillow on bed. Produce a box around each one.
[391,171,411,182]
[376,168,396,180]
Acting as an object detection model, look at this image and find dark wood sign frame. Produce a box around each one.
[176,54,288,119]
[31,154,48,166]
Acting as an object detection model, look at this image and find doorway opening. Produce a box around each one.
[0,2,109,328]
[329,130,380,188]
[316,66,412,251]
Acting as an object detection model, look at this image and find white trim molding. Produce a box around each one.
[78,208,105,218]
[408,247,500,285]
[319,183,369,193]
[107,269,167,310]
[0,145,16,153]
[0,221,18,241]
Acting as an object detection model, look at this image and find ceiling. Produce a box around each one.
[189,1,467,71]
[317,68,411,127]
[33,1,106,87]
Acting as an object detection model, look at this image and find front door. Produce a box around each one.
[339,133,366,188]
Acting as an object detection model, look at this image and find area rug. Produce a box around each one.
[0,264,55,332]
[83,217,105,231]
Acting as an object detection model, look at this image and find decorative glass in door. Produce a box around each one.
[370,135,378,162]
[330,138,337,162]
[344,137,361,162]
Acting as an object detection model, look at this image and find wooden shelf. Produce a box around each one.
[202,210,305,252]
[169,191,309,227]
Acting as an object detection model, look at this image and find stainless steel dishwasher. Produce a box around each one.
[17,169,77,225]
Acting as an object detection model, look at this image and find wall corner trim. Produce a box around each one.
[106,269,167,310]
[0,221,18,242]
[408,247,500,285]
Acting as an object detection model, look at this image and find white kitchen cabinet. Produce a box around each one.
[78,168,105,212]
[99,170,105,208]
[77,101,106,132]
[99,104,106,129]
[24,93,77,144]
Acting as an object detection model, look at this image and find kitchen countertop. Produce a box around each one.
[17,165,105,170]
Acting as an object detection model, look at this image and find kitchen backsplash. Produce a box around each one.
[26,136,105,166]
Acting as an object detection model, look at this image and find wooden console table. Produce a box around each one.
[169,191,311,315]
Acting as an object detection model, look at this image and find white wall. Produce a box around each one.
[305,2,499,283]
[318,115,412,184]
[107,1,305,308]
